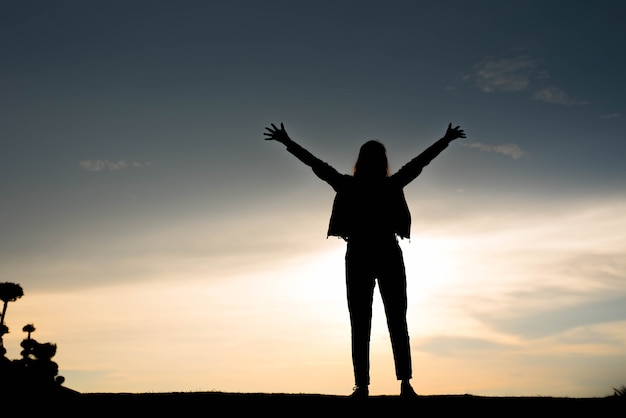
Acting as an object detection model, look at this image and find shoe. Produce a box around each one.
[349,385,369,399]
[400,381,419,399]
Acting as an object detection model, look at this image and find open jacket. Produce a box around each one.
[284,137,451,241]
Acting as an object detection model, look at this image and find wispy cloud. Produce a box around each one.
[464,141,527,159]
[533,87,588,106]
[601,113,621,119]
[80,160,150,172]
[473,55,541,93]
[477,290,626,339]
[468,54,586,106]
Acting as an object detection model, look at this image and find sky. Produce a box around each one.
[1,0,625,397]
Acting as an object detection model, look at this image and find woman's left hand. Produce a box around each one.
[264,123,291,144]
[444,123,466,141]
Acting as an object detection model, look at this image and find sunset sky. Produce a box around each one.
[1,1,625,397]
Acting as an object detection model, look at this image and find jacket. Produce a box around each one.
[285,137,450,240]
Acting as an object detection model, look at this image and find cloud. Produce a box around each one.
[472,55,540,93]
[601,113,621,119]
[80,160,127,171]
[80,160,150,172]
[464,141,527,159]
[533,87,588,105]
[469,55,587,106]
[476,294,626,340]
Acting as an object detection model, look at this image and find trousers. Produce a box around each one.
[345,237,412,386]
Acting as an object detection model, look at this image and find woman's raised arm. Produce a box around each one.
[392,123,466,187]
[264,122,344,189]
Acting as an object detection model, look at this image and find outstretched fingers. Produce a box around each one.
[264,122,288,141]
[445,122,466,140]
[263,125,275,140]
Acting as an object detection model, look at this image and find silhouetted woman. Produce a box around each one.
[264,122,466,398]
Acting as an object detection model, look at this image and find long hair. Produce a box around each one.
[353,140,390,178]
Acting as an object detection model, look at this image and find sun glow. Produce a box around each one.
[3,199,625,396]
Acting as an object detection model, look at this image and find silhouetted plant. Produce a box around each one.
[0,282,24,325]
[614,385,626,398]
[0,282,24,331]
[0,283,70,396]
[15,323,64,391]
[23,324,35,340]
[0,324,8,360]
[0,282,24,356]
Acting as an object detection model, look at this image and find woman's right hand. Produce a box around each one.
[444,123,466,142]
[264,123,291,144]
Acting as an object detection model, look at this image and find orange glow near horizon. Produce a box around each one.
[2,198,626,397]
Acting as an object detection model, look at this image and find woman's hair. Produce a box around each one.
[353,140,390,178]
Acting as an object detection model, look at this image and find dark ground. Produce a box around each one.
[22,388,622,416]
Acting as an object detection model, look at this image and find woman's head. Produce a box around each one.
[353,140,389,178]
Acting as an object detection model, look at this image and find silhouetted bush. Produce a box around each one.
[0,283,67,396]
[614,385,626,399]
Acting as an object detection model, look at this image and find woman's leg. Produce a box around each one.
[377,243,412,382]
[345,244,376,387]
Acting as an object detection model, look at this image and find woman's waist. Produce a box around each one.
[346,233,399,245]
